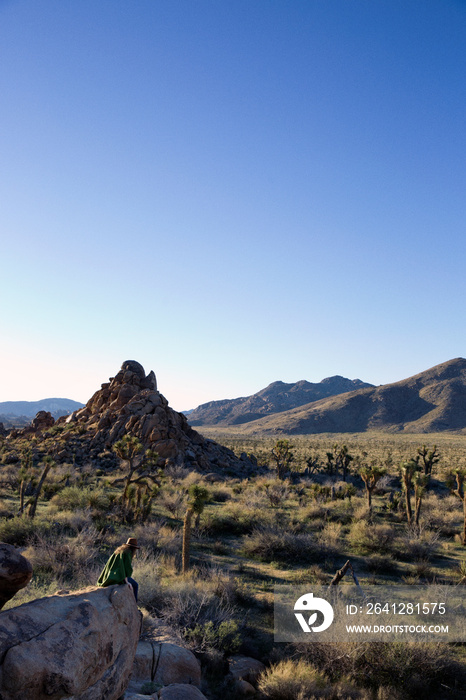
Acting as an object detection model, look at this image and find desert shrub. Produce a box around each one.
[290,564,329,585]
[41,482,63,500]
[422,494,460,537]
[185,619,241,654]
[201,504,266,536]
[0,515,51,545]
[323,501,355,525]
[364,555,398,576]
[347,521,396,555]
[23,526,102,586]
[318,522,343,547]
[156,576,240,647]
[210,488,231,503]
[131,521,166,554]
[299,504,329,522]
[456,558,466,582]
[179,472,204,489]
[260,479,291,507]
[408,559,433,580]
[298,640,461,697]
[397,527,439,562]
[352,502,372,522]
[1,451,19,465]
[51,509,93,534]
[132,553,163,611]
[257,658,328,699]
[51,486,109,512]
[159,490,185,517]
[242,527,335,565]
[164,464,192,481]
[212,540,229,555]
[236,486,271,511]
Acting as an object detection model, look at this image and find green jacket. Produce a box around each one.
[97,549,133,587]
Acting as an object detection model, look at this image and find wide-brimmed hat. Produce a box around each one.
[125,537,140,549]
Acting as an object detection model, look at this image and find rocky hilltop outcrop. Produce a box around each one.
[0,584,140,700]
[41,360,256,475]
[188,376,373,426]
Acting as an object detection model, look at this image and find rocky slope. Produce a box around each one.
[188,376,373,426]
[235,358,466,435]
[7,361,256,476]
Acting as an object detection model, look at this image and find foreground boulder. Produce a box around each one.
[0,584,140,700]
[229,655,266,685]
[0,543,32,610]
[130,640,201,689]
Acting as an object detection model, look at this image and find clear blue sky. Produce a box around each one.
[1,0,465,411]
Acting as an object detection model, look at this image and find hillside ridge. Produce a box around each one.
[234,357,466,435]
[189,375,373,426]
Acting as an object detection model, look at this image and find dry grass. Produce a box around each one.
[2,430,466,698]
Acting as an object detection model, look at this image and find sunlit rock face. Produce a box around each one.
[0,584,140,700]
[59,360,257,476]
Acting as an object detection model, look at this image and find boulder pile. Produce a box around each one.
[53,360,258,476]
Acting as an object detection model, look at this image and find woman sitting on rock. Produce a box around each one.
[97,537,139,601]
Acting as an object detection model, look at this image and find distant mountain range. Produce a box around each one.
[188,376,374,426]
[0,398,84,427]
[188,359,466,434]
[3,358,466,435]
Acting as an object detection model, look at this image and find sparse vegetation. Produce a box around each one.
[2,428,466,698]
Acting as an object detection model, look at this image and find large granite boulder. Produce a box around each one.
[32,410,55,432]
[0,584,141,700]
[129,640,201,689]
[228,655,266,685]
[0,543,32,610]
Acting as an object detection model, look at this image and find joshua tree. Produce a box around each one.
[28,455,56,519]
[305,452,320,475]
[18,448,34,515]
[182,484,210,574]
[413,472,430,526]
[112,436,160,506]
[126,482,159,523]
[113,435,145,500]
[359,464,386,515]
[400,459,419,525]
[271,439,294,480]
[325,451,335,476]
[417,445,440,476]
[446,468,466,546]
[335,444,353,481]
[325,444,353,480]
